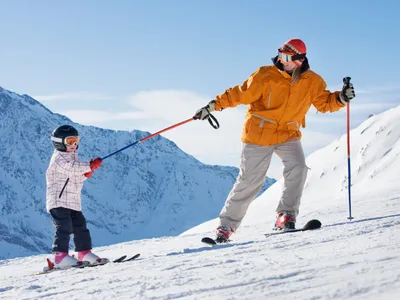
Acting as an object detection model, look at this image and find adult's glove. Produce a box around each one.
[194,100,216,120]
[338,81,355,104]
[90,157,103,171]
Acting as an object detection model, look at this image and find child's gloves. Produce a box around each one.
[83,171,93,178]
[90,157,103,171]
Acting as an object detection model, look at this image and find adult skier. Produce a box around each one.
[194,38,355,242]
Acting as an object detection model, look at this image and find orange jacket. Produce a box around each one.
[214,65,345,146]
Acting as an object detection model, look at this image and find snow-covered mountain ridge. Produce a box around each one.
[0,87,275,260]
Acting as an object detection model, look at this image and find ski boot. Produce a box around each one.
[77,250,109,266]
[274,211,296,231]
[215,225,232,243]
[46,252,86,270]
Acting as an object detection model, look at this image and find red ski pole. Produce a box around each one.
[343,77,354,220]
[102,113,219,160]
[102,118,194,160]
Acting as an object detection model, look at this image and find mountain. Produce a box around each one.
[0,106,399,299]
[0,87,275,260]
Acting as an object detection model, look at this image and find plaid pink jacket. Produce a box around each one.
[46,150,92,212]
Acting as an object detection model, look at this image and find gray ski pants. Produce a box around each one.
[219,138,308,231]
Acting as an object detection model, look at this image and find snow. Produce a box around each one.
[1,106,400,299]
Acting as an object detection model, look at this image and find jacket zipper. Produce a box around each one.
[267,86,272,109]
[59,178,69,198]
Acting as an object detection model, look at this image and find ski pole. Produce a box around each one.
[101,118,194,160]
[101,113,219,160]
[343,76,354,220]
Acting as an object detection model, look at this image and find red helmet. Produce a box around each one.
[278,38,307,66]
[280,38,307,55]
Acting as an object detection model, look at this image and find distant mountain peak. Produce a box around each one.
[0,86,275,260]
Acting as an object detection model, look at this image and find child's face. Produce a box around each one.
[66,144,78,152]
[64,136,80,152]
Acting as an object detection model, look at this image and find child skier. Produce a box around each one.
[46,124,107,269]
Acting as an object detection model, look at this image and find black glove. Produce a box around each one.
[194,100,216,120]
[339,81,355,104]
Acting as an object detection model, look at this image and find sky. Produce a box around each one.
[1,0,400,178]
[1,106,399,299]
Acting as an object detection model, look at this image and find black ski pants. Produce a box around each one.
[50,207,92,253]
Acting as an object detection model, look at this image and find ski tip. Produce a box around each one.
[113,253,141,263]
[128,253,140,260]
[303,219,322,230]
[46,258,54,270]
[113,255,127,263]
[201,237,217,245]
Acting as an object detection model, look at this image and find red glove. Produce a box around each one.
[83,171,93,178]
[90,157,103,171]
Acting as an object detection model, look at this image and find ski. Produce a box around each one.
[34,259,90,275]
[122,253,140,262]
[201,237,217,245]
[113,253,140,263]
[34,253,140,275]
[113,255,127,263]
[264,219,322,237]
[201,220,321,245]
[201,237,231,246]
[86,258,110,267]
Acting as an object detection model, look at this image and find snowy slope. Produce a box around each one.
[0,106,399,299]
[0,87,275,260]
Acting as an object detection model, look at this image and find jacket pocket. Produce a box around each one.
[284,121,301,141]
[286,121,299,132]
[244,116,262,144]
[244,114,277,144]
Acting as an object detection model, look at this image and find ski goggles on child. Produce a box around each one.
[277,48,306,64]
[64,136,80,146]
[51,135,80,146]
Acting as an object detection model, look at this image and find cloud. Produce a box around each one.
[128,89,208,122]
[60,110,152,125]
[356,83,400,95]
[349,102,398,113]
[328,82,400,96]
[127,89,246,167]
[34,92,114,101]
